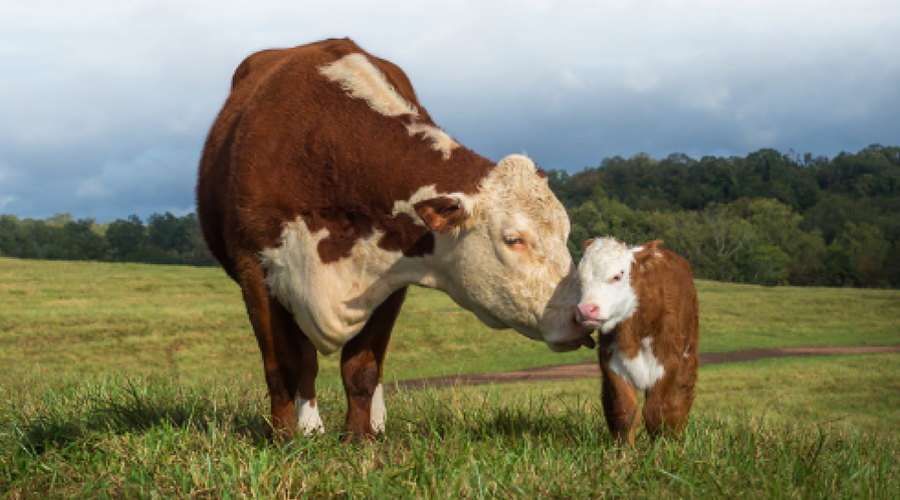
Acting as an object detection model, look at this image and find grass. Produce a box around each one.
[2,373,899,499]
[451,352,900,435]
[697,280,900,352]
[3,257,900,386]
[2,257,900,498]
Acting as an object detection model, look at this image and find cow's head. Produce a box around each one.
[414,155,594,352]
[575,237,658,334]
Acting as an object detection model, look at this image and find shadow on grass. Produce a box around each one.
[12,376,271,456]
[391,387,614,448]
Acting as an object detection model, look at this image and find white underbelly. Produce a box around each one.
[259,218,406,355]
[609,337,665,391]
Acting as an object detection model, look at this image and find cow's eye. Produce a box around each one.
[504,235,525,247]
[611,272,623,283]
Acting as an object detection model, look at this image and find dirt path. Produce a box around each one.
[390,345,900,391]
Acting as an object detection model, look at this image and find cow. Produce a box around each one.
[575,237,699,446]
[196,38,594,441]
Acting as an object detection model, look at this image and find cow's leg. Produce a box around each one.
[340,287,407,442]
[599,351,641,447]
[271,294,322,436]
[238,262,319,441]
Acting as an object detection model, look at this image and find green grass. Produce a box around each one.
[0,258,595,387]
[2,372,899,499]
[697,280,900,352]
[454,353,900,435]
[3,258,899,387]
[2,257,900,498]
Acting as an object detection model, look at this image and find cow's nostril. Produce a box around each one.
[578,303,599,318]
[577,303,602,322]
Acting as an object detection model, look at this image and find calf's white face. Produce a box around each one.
[576,237,640,334]
[430,155,593,352]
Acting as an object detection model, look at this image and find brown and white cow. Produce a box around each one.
[196,38,593,441]
[575,237,699,446]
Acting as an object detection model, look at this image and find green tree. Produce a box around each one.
[106,215,146,261]
[826,222,890,286]
[60,219,109,260]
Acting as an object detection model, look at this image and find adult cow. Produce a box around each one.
[196,38,593,441]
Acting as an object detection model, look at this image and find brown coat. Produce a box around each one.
[579,239,699,445]
[196,38,587,441]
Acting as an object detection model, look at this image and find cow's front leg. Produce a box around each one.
[340,288,407,441]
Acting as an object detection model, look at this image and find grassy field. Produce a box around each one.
[2,257,900,498]
[3,257,899,385]
[2,369,899,498]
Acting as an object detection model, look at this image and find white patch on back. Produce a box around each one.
[609,338,665,391]
[319,53,458,159]
[318,53,418,117]
[406,122,457,159]
[371,383,386,433]
[297,397,325,435]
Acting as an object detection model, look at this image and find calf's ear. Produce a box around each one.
[632,240,663,264]
[414,196,469,233]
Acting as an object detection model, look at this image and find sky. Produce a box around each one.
[1,0,898,223]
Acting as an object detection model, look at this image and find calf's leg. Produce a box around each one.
[599,352,641,447]
[643,358,697,441]
[340,287,407,441]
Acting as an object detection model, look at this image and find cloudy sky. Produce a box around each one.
[2,0,898,222]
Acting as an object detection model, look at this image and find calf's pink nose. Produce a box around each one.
[577,303,603,323]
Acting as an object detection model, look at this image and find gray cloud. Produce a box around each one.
[1,0,898,222]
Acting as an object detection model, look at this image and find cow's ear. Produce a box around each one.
[582,238,596,252]
[414,196,469,233]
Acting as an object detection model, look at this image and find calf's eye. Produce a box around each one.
[504,235,525,246]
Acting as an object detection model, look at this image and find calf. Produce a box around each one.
[576,237,699,446]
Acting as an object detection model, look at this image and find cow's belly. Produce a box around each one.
[259,217,406,355]
[609,338,665,391]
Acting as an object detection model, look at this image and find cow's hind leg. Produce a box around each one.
[239,261,319,441]
[599,351,641,447]
[340,287,407,442]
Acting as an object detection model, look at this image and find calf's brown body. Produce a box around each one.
[586,240,699,446]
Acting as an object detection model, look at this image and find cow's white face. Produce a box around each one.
[423,155,594,351]
[576,237,639,334]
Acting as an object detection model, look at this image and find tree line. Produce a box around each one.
[0,212,217,267]
[1,144,898,287]
[548,144,900,288]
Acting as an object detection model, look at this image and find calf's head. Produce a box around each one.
[576,237,660,333]
[414,155,593,351]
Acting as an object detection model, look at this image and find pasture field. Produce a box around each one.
[2,257,900,498]
[2,257,900,385]
[2,366,899,499]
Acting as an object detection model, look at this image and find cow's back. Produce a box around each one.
[196,38,490,279]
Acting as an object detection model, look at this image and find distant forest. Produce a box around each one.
[0,212,216,267]
[549,144,900,288]
[1,144,898,288]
